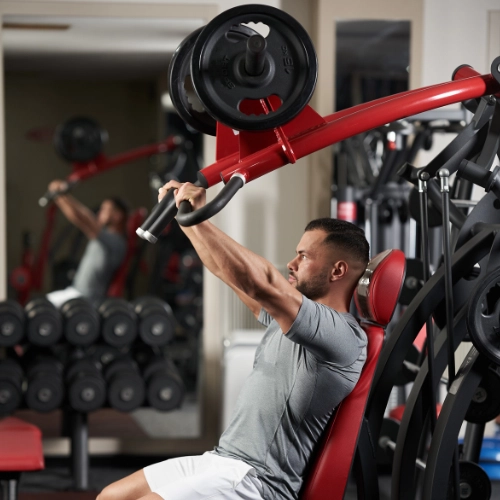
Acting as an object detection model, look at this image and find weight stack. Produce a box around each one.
[0,299,25,346]
[23,349,64,412]
[132,296,175,346]
[25,298,63,346]
[141,354,185,411]
[61,297,100,346]
[98,298,138,347]
[0,357,24,416]
[65,354,107,413]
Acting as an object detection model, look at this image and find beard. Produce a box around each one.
[294,269,331,301]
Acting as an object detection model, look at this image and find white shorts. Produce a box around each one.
[46,286,82,308]
[143,451,264,500]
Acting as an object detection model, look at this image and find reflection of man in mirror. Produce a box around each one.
[46,179,128,307]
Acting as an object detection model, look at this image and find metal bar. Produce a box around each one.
[439,167,460,500]
[70,411,89,490]
[419,171,438,433]
[462,422,486,463]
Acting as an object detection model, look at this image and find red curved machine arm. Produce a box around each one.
[198,72,500,188]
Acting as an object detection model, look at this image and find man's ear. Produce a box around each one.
[330,260,348,281]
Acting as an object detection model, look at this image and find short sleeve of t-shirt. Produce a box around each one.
[258,309,273,328]
[286,295,367,366]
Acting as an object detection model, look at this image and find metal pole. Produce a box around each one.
[70,411,89,490]
[438,168,460,500]
[418,171,438,432]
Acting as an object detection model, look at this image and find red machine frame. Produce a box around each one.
[10,135,181,304]
[198,66,499,190]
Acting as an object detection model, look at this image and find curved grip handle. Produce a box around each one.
[39,180,78,207]
[176,175,245,227]
[138,188,179,243]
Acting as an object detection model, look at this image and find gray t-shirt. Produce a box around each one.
[214,296,367,500]
[72,229,127,302]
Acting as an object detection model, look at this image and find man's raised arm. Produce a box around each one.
[159,181,302,332]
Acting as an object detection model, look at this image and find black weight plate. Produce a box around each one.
[54,116,107,163]
[448,461,491,500]
[26,308,63,346]
[169,26,217,136]
[107,371,145,412]
[139,313,175,346]
[465,366,500,424]
[68,375,106,412]
[101,314,137,347]
[64,310,100,346]
[26,373,64,412]
[191,4,317,131]
[0,300,25,346]
[147,372,185,411]
[0,379,22,415]
[467,267,500,365]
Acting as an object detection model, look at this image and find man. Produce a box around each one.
[46,179,128,307]
[98,180,369,500]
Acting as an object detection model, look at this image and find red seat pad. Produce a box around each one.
[354,249,406,326]
[0,417,44,471]
[301,324,384,500]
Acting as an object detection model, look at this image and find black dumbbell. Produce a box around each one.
[104,357,145,412]
[175,301,203,334]
[24,351,64,412]
[143,357,185,411]
[98,299,138,347]
[132,297,175,346]
[61,297,100,346]
[0,358,24,416]
[25,298,63,346]
[66,357,106,412]
[0,299,25,346]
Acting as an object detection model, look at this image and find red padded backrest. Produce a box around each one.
[108,208,147,297]
[0,417,44,471]
[301,249,406,500]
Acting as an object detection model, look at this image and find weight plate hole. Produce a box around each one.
[483,284,500,315]
[238,95,282,116]
[183,76,205,113]
[241,22,270,38]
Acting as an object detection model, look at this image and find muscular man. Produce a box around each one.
[98,180,369,500]
[46,180,128,307]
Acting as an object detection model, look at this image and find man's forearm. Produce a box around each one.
[181,224,224,279]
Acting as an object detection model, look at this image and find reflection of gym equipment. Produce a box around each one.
[98,298,138,347]
[24,298,63,346]
[9,117,182,305]
[24,351,64,413]
[104,356,145,412]
[0,358,23,416]
[65,356,107,413]
[61,297,100,346]
[132,296,176,346]
[0,300,25,346]
[142,355,186,411]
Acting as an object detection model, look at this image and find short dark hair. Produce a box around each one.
[305,218,369,265]
[105,196,130,220]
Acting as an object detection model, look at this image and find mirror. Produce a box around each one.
[2,14,207,448]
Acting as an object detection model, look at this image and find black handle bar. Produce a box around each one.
[138,175,245,243]
[39,180,79,207]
